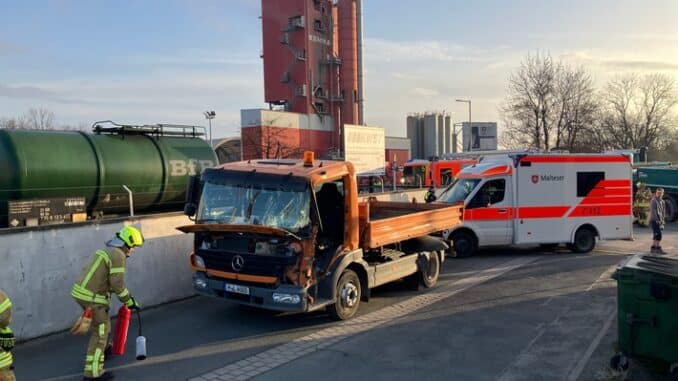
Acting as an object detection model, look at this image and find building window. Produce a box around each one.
[313,19,323,32]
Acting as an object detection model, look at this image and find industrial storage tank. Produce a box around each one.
[0,122,217,228]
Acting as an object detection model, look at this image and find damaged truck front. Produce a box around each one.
[179,154,462,320]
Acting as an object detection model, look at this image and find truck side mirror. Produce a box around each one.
[184,203,197,218]
[184,175,201,220]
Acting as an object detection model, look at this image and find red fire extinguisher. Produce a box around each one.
[111,305,131,355]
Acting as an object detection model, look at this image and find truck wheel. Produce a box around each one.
[570,227,596,253]
[665,195,677,222]
[420,251,441,288]
[451,231,476,258]
[328,269,361,321]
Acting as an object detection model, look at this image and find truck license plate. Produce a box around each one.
[224,283,250,295]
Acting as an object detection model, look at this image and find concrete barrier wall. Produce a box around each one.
[0,214,194,340]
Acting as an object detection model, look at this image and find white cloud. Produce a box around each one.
[559,50,678,73]
[411,87,440,98]
[363,38,504,64]
[128,52,260,66]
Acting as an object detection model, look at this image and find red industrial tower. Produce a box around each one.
[242,0,364,160]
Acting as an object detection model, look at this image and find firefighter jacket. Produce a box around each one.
[71,247,132,306]
[0,289,13,371]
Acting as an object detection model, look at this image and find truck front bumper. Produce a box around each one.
[193,272,309,312]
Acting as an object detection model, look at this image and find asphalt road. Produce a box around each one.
[11,224,677,381]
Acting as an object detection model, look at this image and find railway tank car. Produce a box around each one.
[0,121,217,228]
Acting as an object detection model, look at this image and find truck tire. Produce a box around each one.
[451,231,476,258]
[664,195,677,222]
[328,269,361,321]
[419,251,441,288]
[569,227,596,253]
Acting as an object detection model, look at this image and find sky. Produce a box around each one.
[1,0,677,139]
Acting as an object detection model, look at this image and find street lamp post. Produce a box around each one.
[455,99,471,151]
[203,110,216,148]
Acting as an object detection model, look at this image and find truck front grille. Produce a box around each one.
[198,249,297,279]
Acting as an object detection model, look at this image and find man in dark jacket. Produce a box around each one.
[649,188,666,254]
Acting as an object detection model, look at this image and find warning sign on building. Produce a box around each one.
[343,125,385,175]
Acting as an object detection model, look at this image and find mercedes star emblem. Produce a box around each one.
[231,255,245,272]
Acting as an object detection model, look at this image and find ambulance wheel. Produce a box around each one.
[451,231,477,258]
[328,269,361,321]
[419,251,441,288]
[570,227,596,253]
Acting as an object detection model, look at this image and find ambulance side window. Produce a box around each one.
[577,172,605,197]
[468,179,505,208]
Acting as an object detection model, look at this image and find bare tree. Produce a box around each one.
[0,118,19,129]
[501,53,558,150]
[553,66,598,151]
[25,107,55,130]
[241,126,301,160]
[501,53,600,152]
[599,73,677,151]
[0,108,57,130]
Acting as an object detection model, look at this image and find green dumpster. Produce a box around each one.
[612,254,678,375]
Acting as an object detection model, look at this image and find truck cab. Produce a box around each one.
[437,153,633,257]
[179,153,462,319]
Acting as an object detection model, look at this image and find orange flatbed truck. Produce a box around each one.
[178,153,462,320]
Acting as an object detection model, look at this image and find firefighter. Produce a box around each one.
[633,182,652,226]
[425,186,437,203]
[71,226,143,380]
[0,289,15,381]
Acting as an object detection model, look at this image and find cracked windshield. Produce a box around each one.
[197,181,311,232]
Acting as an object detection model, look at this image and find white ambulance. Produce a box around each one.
[437,153,633,257]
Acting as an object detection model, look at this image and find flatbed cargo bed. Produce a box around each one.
[359,200,463,248]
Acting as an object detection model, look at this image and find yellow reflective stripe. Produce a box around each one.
[98,323,105,337]
[79,250,112,289]
[96,250,112,267]
[80,256,104,289]
[110,267,125,274]
[0,351,12,368]
[71,285,109,305]
[92,348,102,377]
[0,327,11,334]
[118,288,129,299]
[0,299,11,314]
[86,355,93,361]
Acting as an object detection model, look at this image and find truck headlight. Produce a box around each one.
[272,293,301,304]
[192,255,206,269]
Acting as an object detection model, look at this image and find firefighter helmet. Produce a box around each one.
[117,226,144,248]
